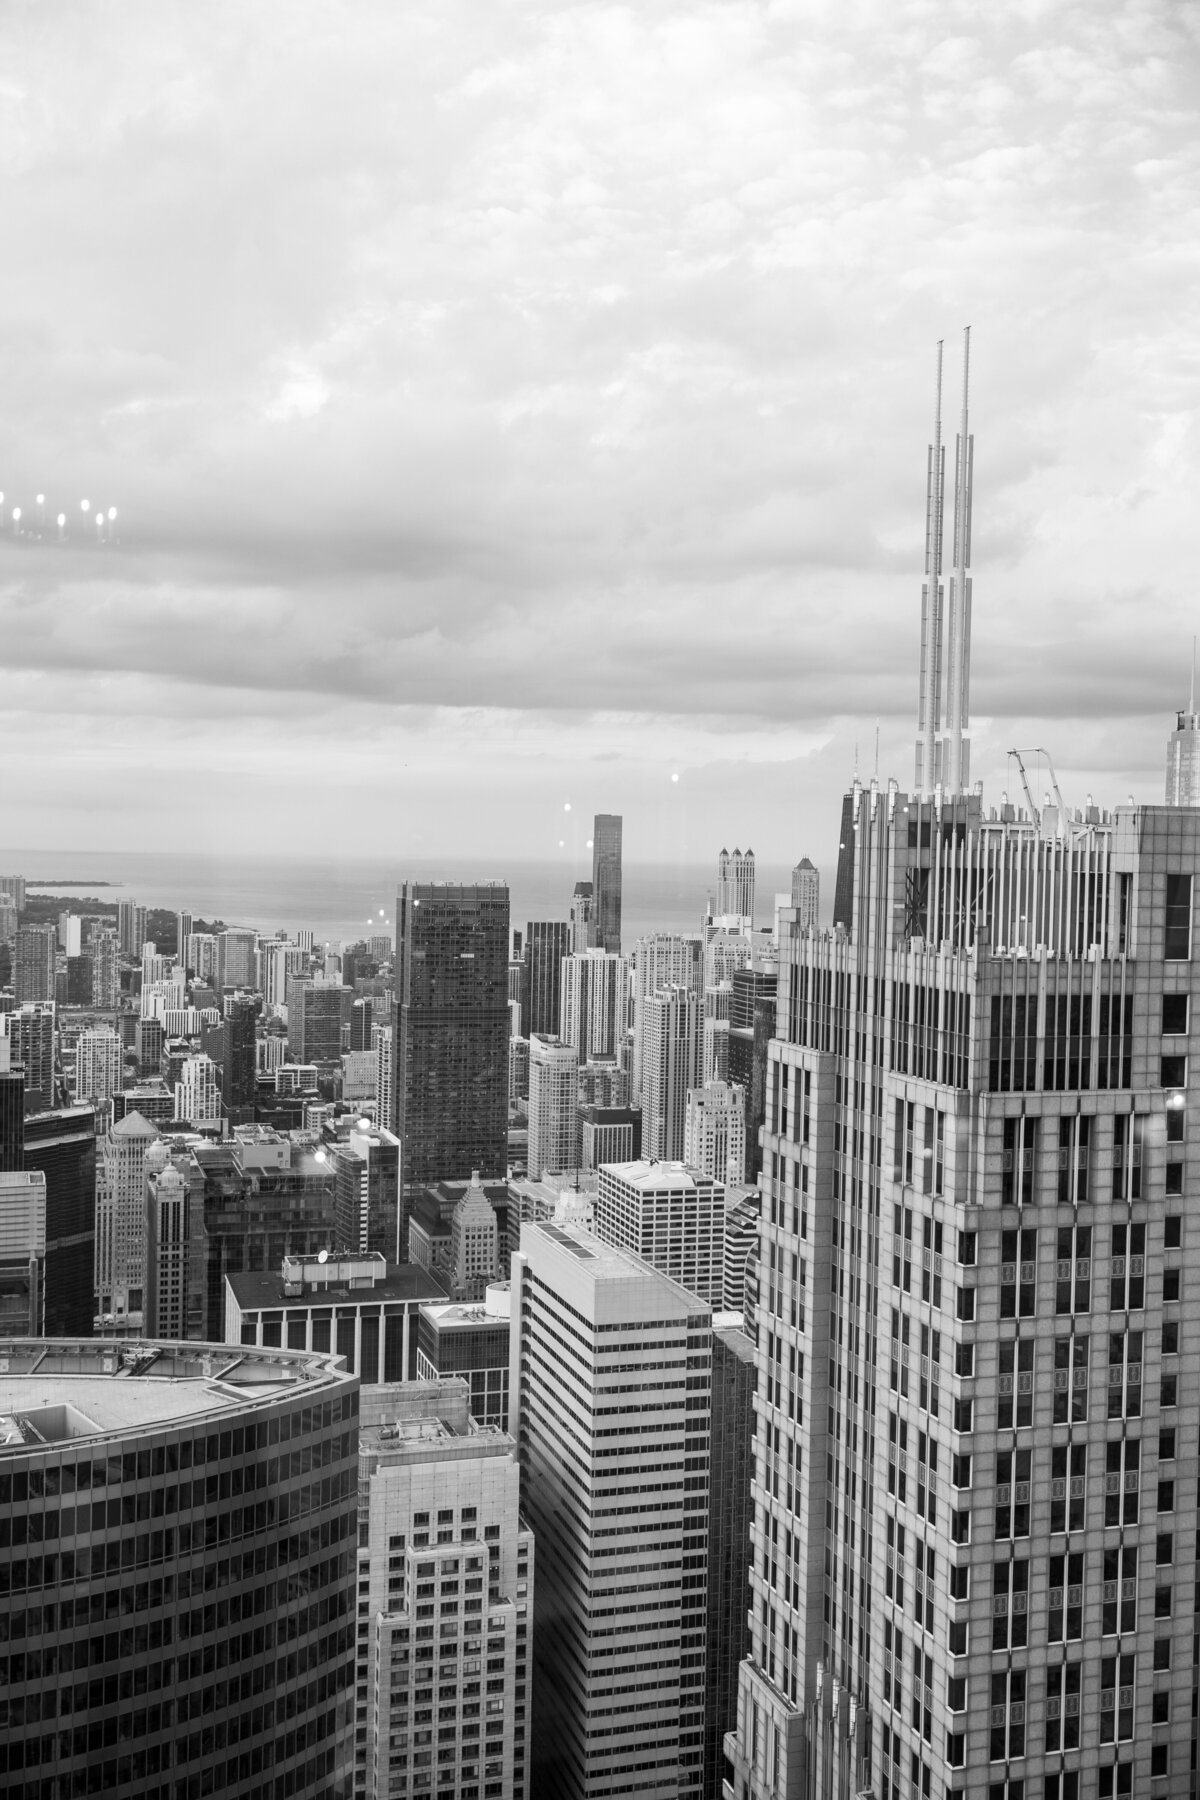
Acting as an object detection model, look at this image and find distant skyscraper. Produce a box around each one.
[94,1109,161,1332]
[527,1033,579,1179]
[58,910,82,956]
[117,898,147,956]
[569,878,594,952]
[144,1145,198,1340]
[175,907,193,953]
[185,929,219,983]
[716,847,755,924]
[0,1169,46,1334]
[631,933,703,1100]
[0,873,27,912]
[14,924,56,1004]
[217,926,257,990]
[559,946,628,1063]
[5,1003,56,1114]
[791,854,820,928]
[641,983,700,1162]
[22,1102,96,1337]
[0,901,16,946]
[75,1025,123,1102]
[373,1022,394,1130]
[511,1222,709,1798]
[289,979,349,1062]
[89,925,119,1006]
[684,1077,746,1186]
[394,881,510,1219]
[1166,701,1200,804]
[175,1052,222,1124]
[523,919,570,1036]
[592,812,623,952]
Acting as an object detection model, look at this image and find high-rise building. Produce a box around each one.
[0,873,27,912]
[592,813,623,953]
[117,897,148,955]
[0,1168,47,1333]
[0,1337,357,1798]
[523,919,570,1037]
[0,1064,22,1169]
[527,1033,579,1180]
[185,929,219,983]
[201,990,259,1113]
[374,1021,394,1130]
[631,933,703,1100]
[791,855,820,929]
[508,1034,530,1105]
[75,1024,124,1102]
[4,1001,57,1114]
[449,1167,500,1299]
[22,1102,96,1336]
[14,923,56,1003]
[706,1316,756,1793]
[915,327,974,796]
[594,1158,726,1307]
[349,994,373,1050]
[357,1378,534,1800]
[511,1222,710,1797]
[331,1122,401,1258]
[0,900,17,945]
[727,966,777,1182]
[216,926,256,990]
[716,847,756,925]
[721,1187,761,1316]
[416,1285,513,1425]
[144,1143,200,1339]
[394,881,510,1223]
[94,1108,161,1332]
[65,952,92,1003]
[175,907,193,953]
[58,910,82,955]
[684,1078,747,1186]
[89,924,119,1006]
[1166,702,1200,805]
[579,1103,641,1173]
[175,1051,222,1124]
[289,978,350,1062]
[570,877,594,952]
[226,1251,446,1385]
[559,946,629,1063]
[642,983,700,1162]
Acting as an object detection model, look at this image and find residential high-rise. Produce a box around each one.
[185,929,219,983]
[511,1222,710,1798]
[23,1103,96,1336]
[523,919,570,1037]
[570,878,594,952]
[175,907,193,954]
[349,994,373,1050]
[1166,701,1200,805]
[289,978,350,1062]
[631,933,703,1100]
[175,1051,222,1123]
[0,900,17,946]
[0,1168,47,1333]
[449,1167,500,1298]
[75,1024,124,1102]
[0,873,27,912]
[791,855,820,929]
[684,1077,747,1186]
[559,946,629,1063]
[592,812,623,952]
[89,924,119,1006]
[394,881,510,1224]
[642,982,700,1162]
[202,989,259,1112]
[595,1158,726,1307]
[4,1001,57,1114]
[216,926,257,990]
[374,1021,394,1130]
[14,923,56,1003]
[527,1033,580,1180]
[0,1338,357,1799]
[117,897,148,955]
[58,909,82,955]
[716,847,755,925]
[357,1378,533,1800]
[94,1108,161,1332]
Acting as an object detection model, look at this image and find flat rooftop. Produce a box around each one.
[228,1263,448,1310]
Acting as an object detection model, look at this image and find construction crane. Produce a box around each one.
[1007,748,1065,818]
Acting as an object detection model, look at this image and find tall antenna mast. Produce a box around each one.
[943,325,973,793]
[915,341,945,794]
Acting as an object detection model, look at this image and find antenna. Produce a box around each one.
[915,341,946,795]
[874,719,880,779]
[1191,635,1196,716]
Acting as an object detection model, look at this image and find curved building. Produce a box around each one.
[0,1337,358,1800]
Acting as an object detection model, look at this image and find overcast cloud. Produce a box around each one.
[1,0,1198,868]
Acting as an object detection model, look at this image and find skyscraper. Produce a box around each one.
[559,946,629,1063]
[523,919,570,1037]
[791,855,820,930]
[1166,700,1200,804]
[89,924,119,1006]
[448,1166,501,1299]
[94,1108,161,1332]
[594,1158,726,1307]
[0,1168,46,1333]
[117,896,147,955]
[631,933,703,1101]
[217,925,257,990]
[641,982,700,1162]
[716,847,756,924]
[14,923,56,1003]
[394,881,510,1218]
[684,1077,747,1186]
[511,1222,709,1798]
[915,326,974,796]
[569,877,594,952]
[75,1024,124,1102]
[23,1102,96,1336]
[289,978,350,1062]
[175,1051,222,1123]
[527,1033,579,1179]
[4,1002,57,1114]
[592,812,623,952]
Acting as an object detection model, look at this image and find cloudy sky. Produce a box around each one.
[1,0,1198,874]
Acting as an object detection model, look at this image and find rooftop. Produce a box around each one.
[597,1159,718,1190]
[228,1262,447,1310]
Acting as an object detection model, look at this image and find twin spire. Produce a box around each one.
[915,327,974,797]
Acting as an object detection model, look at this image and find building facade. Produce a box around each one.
[790,857,820,931]
[523,919,571,1039]
[0,1169,46,1334]
[717,849,756,927]
[14,924,57,1004]
[685,1079,747,1187]
[642,983,701,1163]
[592,813,623,953]
[527,1033,580,1181]
[594,1158,727,1308]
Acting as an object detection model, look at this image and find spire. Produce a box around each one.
[915,341,945,794]
[915,330,974,796]
[943,325,973,792]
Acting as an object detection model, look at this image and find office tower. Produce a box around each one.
[0,872,26,911]
[577,1058,631,1109]
[22,1103,96,1336]
[374,1021,394,1129]
[509,1034,530,1106]
[144,1145,197,1339]
[356,1378,533,1800]
[14,923,56,1003]
[94,1108,160,1331]
[559,946,629,1063]
[632,933,703,1100]
[0,1064,22,1169]
[332,1122,401,1258]
[447,1167,501,1299]
[592,811,623,953]
[915,326,973,795]
[202,990,259,1112]
[58,910,82,955]
[570,877,595,952]
[684,1078,747,1186]
[642,983,700,1162]
[89,923,119,1006]
[65,952,92,1003]
[135,1012,164,1075]
[722,1187,761,1314]
[1166,696,1200,805]
[595,1158,726,1306]
[727,966,777,1182]
[511,1222,709,1797]
[5,1001,57,1114]
[175,907,193,953]
[185,929,219,981]
[350,994,374,1050]
[527,1033,579,1179]
[217,925,257,990]
[0,1168,47,1333]
[0,1337,357,1797]
[704,1009,731,1083]
[116,896,147,954]
[523,918,570,1036]
[791,855,820,929]
[394,881,510,1220]
[707,1316,756,1794]
[579,1103,641,1172]
[175,1051,221,1123]
[417,1286,513,1425]
[226,1251,445,1383]
[716,847,756,925]
[75,1024,123,1102]
[367,931,393,960]
[290,978,350,1062]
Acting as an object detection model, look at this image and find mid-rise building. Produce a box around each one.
[216,926,257,990]
[13,924,56,1004]
[790,854,820,929]
[595,1158,726,1307]
[357,1378,533,1800]
[527,1033,579,1180]
[592,812,623,953]
[0,1168,46,1333]
[290,978,350,1063]
[448,1167,501,1299]
[416,1284,513,1426]
[642,983,700,1162]
[226,1251,446,1384]
[579,1102,641,1173]
[0,1337,357,1799]
[511,1222,710,1797]
[175,1051,222,1124]
[684,1078,747,1186]
[75,1024,123,1102]
[716,847,755,926]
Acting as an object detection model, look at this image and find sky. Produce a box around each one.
[1,0,1198,886]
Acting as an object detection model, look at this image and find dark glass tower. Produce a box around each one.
[22,1103,97,1337]
[393,882,510,1237]
[523,920,570,1037]
[0,1069,24,1170]
[592,812,623,953]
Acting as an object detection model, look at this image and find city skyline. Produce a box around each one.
[1,3,1198,860]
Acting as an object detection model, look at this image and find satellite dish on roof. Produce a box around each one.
[318,1250,328,1264]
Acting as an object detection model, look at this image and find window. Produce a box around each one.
[893,1205,913,1292]
[1057,1115,1091,1205]
[950,1508,970,1545]
[1166,1157,1183,1194]
[948,1563,969,1601]
[1151,1743,1169,1777]
[1105,1438,1140,1525]
[1002,1117,1037,1206]
[911,1643,932,1742]
[1163,1269,1180,1301]
[1153,1637,1171,1671]
[1044,1660,1081,1751]
[1164,1214,1182,1249]
[1157,1479,1175,1514]
[1164,873,1192,959]
[995,1448,1031,1539]
[1044,1777,1079,1800]
[1159,1428,1176,1459]
[953,1397,973,1432]
[913,1539,935,1632]
[1112,1116,1144,1202]
[916,1431,937,1522]
[946,1730,964,1768]
[1055,1225,1091,1313]
[952,1452,971,1489]
[1097,1764,1133,1798]
[1162,994,1188,1034]
[1161,1372,1178,1407]
[887,1414,907,1502]
[1053,1334,1089,1423]
[889,1309,910,1397]
[1048,1551,1083,1642]
[1156,1532,1173,1566]
[989,1667,1025,1761]
[1100,1654,1135,1742]
[1108,1329,1143,1419]
[998,1338,1034,1428]
[883,1619,903,1711]
[1000,1230,1037,1317]
[918,1322,940,1414]
[886,1517,905,1607]
[992,1558,1028,1650]
[947,1674,966,1713]
[1050,1443,1085,1532]
[957,1229,976,1266]
[947,1618,967,1655]
[955,1342,974,1377]
[1162,1320,1179,1355]
[1109,1221,1145,1309]
[1161,1053,1187,1089]
[1102,1545,1137,1634]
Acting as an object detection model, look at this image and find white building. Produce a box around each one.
[75,1027,123,1103]
[374,1022,394,1129]
[175,1052,221,1124]
[594,1158,727,1307]
[716,846,755,925]
[641,983,700,1163]
[527,1034,578,1180]
[790,855,820,930]
[631,934,702,1100]
[341,1048,376,1103]
[558,948,629,1063]
[449,1169,500,1301]
[684,1079,746,1186]
[184,931,218,982]
[94,1109,161,1334]
[0,1170,47,1334]
[358,1379,533,1800]
[510,1222,710,1798]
